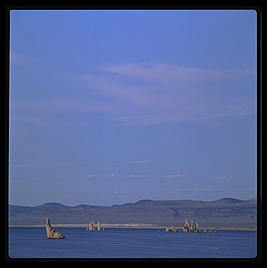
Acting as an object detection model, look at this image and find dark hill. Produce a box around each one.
[35,203,70,209]
[9,197,257,228]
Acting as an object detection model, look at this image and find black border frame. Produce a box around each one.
[3,1,263,263]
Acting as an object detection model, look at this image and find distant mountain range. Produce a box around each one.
[9,197,257,228]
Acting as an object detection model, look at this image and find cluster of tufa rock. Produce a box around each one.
[87,220,102,231]
[45,217,65,239]
[165,225,177,232]
[182,218,200,232]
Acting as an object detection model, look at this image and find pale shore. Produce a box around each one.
[8,223,257,231]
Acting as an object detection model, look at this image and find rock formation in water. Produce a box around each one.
[183,218,189,232]
[87,220,95,231]
[165,225,177,232]
[97,221,101,231]
[86,220,102,231]
[183,217,200,232]
[45,217,65,239]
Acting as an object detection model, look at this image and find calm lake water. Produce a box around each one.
[8,227,257,259]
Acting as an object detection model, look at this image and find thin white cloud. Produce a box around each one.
[75,121,89,128]
[55,162,68,166]
[128,174,147,178]
[10,53,39,68]
[11,115,40,125]
[12,62,255,128]
[99,63,225,87]
[128,160,152,164]
[72,62,255,126]
[12,99,114,114]
[88,175,97,178]
[164,174,185,179]
[109,173,115,177]
[215,176,229,180]
[14,164,28,168]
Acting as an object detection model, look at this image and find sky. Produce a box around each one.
[9,10,257,206]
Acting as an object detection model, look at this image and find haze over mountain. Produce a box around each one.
[9,197,257,229]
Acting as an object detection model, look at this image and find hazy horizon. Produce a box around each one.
[9,10,257,207]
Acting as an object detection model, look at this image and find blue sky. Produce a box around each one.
[9,10,257,206]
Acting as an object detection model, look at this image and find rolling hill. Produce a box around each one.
[8,198,257,229]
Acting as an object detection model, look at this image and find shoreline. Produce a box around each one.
[8,223,257,231]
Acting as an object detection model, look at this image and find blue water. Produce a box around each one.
[9,228,257,259]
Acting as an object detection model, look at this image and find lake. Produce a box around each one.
[8,227,257,259]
